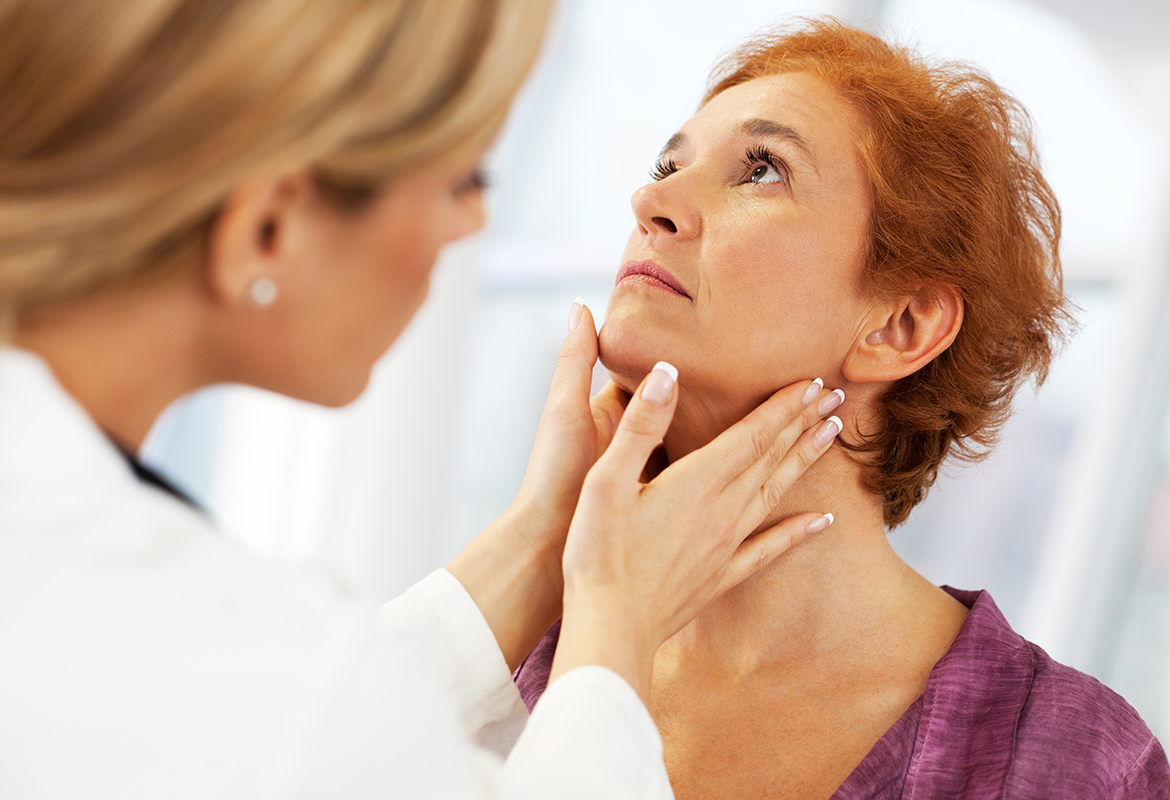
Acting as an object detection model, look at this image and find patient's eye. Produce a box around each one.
[743,146,788,186]
[650,156,679,182]
[749,163,784,184]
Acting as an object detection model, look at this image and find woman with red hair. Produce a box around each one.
[517,18,1169,797]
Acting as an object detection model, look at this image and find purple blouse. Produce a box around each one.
[514,588,1170,798]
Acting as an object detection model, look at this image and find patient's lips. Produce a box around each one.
[615,260,691,299]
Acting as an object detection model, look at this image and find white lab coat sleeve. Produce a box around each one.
[376,569,529,755]
[378,569,674,799]
[502,666,674,799]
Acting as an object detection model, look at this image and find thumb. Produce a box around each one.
[593,361,679,484]
[589,380,632,453]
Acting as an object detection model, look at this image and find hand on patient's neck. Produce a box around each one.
[650,386,962,679]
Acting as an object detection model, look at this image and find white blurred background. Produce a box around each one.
[143,0,1170,737]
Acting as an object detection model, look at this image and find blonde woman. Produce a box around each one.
[0,1,845,797]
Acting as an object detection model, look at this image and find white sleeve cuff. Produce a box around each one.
[503,666,672,799]
[375,568,528,756]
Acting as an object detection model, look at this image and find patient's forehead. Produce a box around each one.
[677,72,871,212]
[692,72,865,155]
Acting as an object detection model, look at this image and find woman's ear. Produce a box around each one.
[843,284,963,383]
[205,173,306,307]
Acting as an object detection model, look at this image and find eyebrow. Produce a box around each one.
[739,118,814,162]
[658,131,689,160]
[659,118,817,173]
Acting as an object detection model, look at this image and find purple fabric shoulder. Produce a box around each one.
[908,588,1169,798]
[1005,635,1168,798]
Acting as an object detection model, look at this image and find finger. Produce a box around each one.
[734,415,842,539]
[672,379,823,495]
[770,385,845,460]
[591,361,680,485]
[590,380,631,453]
[720,385,844,508]
[724,385,843,507]
[717,511,835,596]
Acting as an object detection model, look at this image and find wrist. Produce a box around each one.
[446,503,566,672]
[499,496,567,598]
[551,591,656,704]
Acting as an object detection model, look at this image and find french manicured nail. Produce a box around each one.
[567,297,585,334]
[801,378,824,406]
[818,389,845,415]
[806,512,834,535]
[813,415,842,448]
[642,361,679,407]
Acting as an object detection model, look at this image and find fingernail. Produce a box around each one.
[818,389,845,415]
[641,361,678,407]
[801,378,824,406]
[813,415,842,448]
[806,512,834,535]
[567,297,585,334]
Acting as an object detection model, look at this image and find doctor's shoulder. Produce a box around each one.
[0,440,478,799]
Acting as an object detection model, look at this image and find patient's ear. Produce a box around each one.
[843,285,963,383]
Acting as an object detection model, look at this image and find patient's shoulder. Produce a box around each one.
[1008,641,1168,797]
[935,588,1167,797]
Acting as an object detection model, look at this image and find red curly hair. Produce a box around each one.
[706,18,1072,527]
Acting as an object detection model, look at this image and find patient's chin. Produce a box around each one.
[597,315,671,395]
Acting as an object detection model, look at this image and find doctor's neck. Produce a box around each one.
[14,275,211,453]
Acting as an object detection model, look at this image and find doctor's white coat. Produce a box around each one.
[0,347,672,799]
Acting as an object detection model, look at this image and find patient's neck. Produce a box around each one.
[655,399,965,681]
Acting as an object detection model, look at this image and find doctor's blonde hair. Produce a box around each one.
[0,0,550,320]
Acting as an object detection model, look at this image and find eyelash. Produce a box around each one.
[647,147,790,184]
[742,145,788,184]
[649,157,678,182]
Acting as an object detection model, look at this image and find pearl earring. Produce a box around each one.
[249,277,278,307]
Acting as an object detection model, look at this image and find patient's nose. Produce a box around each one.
[649,215,677,233]
[631,181,697,240]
